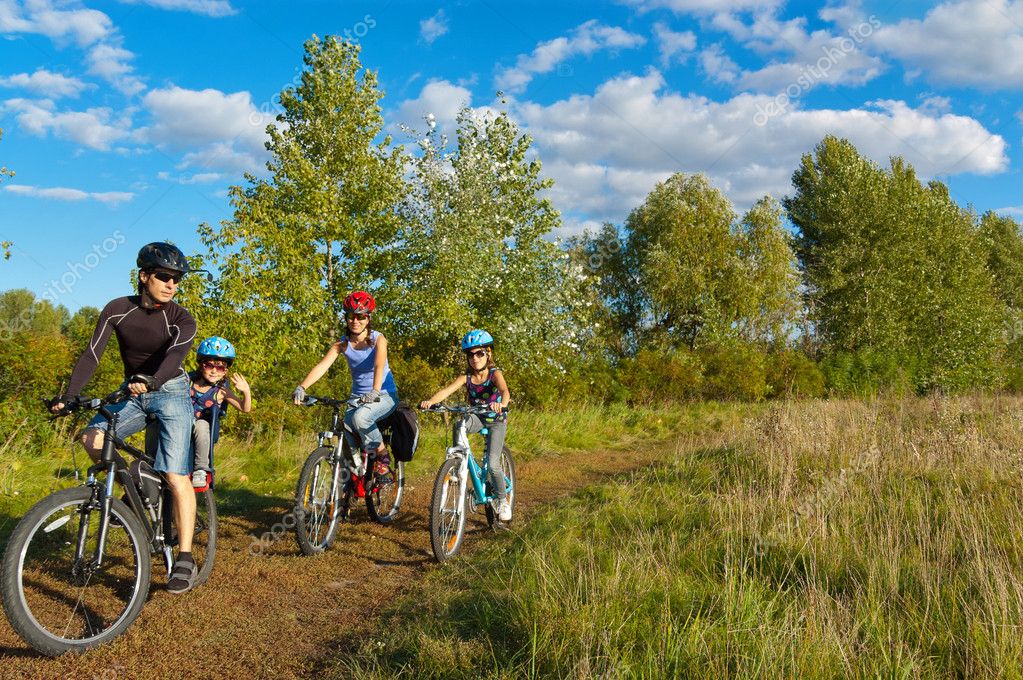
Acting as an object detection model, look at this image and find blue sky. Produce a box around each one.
[2,0,1022,313]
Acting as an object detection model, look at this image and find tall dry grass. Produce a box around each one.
[338,395,1023,679]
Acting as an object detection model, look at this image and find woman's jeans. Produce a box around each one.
[343,391,398,453]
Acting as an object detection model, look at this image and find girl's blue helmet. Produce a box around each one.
[461,329,494,351]
[197,336,236,363]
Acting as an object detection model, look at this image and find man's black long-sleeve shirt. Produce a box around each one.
[67,296,197,396]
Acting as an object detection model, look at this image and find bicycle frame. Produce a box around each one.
[79,400,175,576]
[446,412,510,508]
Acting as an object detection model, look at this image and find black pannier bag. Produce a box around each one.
[380,402,419,462]
[129,459,162,508]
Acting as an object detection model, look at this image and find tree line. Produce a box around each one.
[3,35,1023,441]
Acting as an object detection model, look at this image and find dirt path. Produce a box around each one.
[0,441,675,680]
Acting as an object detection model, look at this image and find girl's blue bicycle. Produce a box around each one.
[421,404,515,562]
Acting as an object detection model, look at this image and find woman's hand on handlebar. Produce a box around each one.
[419,400,435,410]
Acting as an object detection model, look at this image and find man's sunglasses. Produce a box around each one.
[151,271,183,284]
[201,360,230,371]
[467,349,489,359]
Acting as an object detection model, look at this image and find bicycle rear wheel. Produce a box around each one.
[294,447,342,555]
[192,489,217,585]
[486,446,517,528]
[1,486,151,656]
[366,459,404,524]
[429,458,468,562]
[159,486,217,586]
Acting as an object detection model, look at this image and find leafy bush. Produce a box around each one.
[765,349,825,399]
[699,342,768,401]
[618,348,704,404]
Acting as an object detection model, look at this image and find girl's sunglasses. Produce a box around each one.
[467,349,488,359]
[151,271,183,284]
[345,313,369,322]
[201,360,229,371]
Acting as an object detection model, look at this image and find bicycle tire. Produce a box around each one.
[1,486,151,656]
[365,459,405,524]
[192,489,217,586]
[485,446,516,528]
[293,447,342,556]
[429,458,468,562]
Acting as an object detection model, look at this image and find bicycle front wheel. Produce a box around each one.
[294,447,342,556]
[1,486,151,656]
[430,458,468,562]
[366,459,404,524]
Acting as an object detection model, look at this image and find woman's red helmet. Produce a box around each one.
[343,290,376,315]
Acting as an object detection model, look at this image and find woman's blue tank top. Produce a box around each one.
[343,330,397,396]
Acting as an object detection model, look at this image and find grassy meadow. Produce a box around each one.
[0,401,724,547]
[326,395,1023,679]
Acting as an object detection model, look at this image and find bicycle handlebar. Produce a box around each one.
[300,395,379,408]
[420,403,510,416]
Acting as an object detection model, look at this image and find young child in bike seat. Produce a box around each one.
[190,336,252,490]
[292,290,399,482]
[420,329,513,521]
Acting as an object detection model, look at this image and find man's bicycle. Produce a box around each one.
[0,384,217,656]
[293,395,405,556]
[420,404,516,562]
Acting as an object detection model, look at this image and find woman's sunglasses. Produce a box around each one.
[467,349,488,359]
[201,360,229,371]
[345,314,369,322]
[151,271,183,284]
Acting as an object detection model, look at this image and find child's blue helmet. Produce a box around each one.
[197,336,236,363]
[461,329,494,351]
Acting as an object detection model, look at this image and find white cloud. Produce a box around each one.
[0,2,144,96]
[708,11,885,91]
[996,206,1023,219]
[495,20,646,93]
[0,0,114,46]
[700,44,740,83]
[0,68,91,98]
[623,0,783,13]
[157,170,224,184]
[141,85,275,173]
[419,9,448,44]
[871,0,1023,89]
[394,79,472,134]
[653,22,696,66]
[4,183,133,204]
[513,70,1008,221]
[86,42,145,95]
[117,0,236,17]
[3,97,132,150]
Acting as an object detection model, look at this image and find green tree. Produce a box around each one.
[978,211,1023,386]
[194,36,406,383]
[393,106,597,396]
[595,173,800,352]
[785,136,1004,391]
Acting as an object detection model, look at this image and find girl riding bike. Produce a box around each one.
[189,336,252,490]
[293,291,399,480]
[420,329,512,521]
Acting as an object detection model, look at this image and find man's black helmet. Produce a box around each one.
[137,242,189,273]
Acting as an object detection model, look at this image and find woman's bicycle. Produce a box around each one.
[420,404,516,562]
[0,383,217,656]
[292,395,405,556]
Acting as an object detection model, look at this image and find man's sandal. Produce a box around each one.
[166,559,198,594]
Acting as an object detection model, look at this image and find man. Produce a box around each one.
[53,242,200,593]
